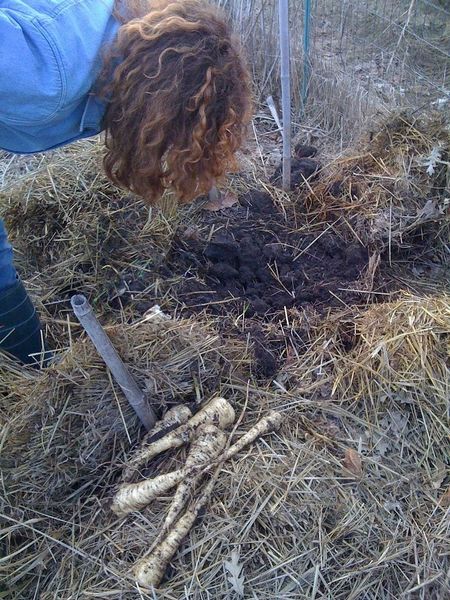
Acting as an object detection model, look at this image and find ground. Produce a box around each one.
[0,113,449,599]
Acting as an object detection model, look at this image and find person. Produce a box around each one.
[0,0,252,366]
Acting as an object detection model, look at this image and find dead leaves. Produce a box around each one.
[343,448,363,478]
[203,190,239,212]
[224,549,245,597]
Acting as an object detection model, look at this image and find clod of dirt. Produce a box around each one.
[270,157,322,188]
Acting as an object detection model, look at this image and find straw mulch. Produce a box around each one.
[0,114,449,599]
[305,112,449,252]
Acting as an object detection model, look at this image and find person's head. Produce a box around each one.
[101,0,252,204]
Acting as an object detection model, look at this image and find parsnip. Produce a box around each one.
[111,469,185,517]
[144,405,193,442]
[154,424,227,545]
[134,475,217,588]
[133,411,284,588]
[220,411,283,463]
[114,411,283,518]
[122,404,193,482]
[112,424,227,518]
[125,397,234,472]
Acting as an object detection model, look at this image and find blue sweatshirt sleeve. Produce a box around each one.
[0,8,63,125]
[0,1,117,153]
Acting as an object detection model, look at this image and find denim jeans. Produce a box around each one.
[0,218,17,292]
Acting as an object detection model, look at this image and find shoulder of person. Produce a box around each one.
[0,0,116,126]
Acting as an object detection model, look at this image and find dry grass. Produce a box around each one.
[0,140,191,340]
[1,108,449,598]
[1,297,448,598]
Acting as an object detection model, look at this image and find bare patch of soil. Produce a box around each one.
[167,190,369,317]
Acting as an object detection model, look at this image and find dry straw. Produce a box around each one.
[1,290,448,598]
[1,131,449,597]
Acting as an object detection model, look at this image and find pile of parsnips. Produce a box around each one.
[111,397,283,588]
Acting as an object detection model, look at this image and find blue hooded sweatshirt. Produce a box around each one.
[0,0,119,154]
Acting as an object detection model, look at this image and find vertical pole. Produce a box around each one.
[302,0,312,113]
[279,0,291,191]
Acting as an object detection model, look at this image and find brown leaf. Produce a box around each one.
[343,448,363,478]
[431,460,446,490]
[204,190,239,212]
[181,225,200,241]
[439,487,450,508]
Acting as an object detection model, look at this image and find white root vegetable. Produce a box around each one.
[133,411,284,588]
[112,469,185,517]
[122,405,193,482]
[153,424,227,546]
[125,397,234,472]
[134,475,217,588]
[113,411,283,518]
[112,424,227,518]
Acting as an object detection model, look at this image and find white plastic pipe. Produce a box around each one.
[279,0,292,191]
[71,294,156,430]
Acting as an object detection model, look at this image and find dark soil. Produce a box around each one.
[165,190,369,318]
[151,189,374,378]
[38,186,372,379]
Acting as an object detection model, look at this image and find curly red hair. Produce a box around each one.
[100,0,252,203]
